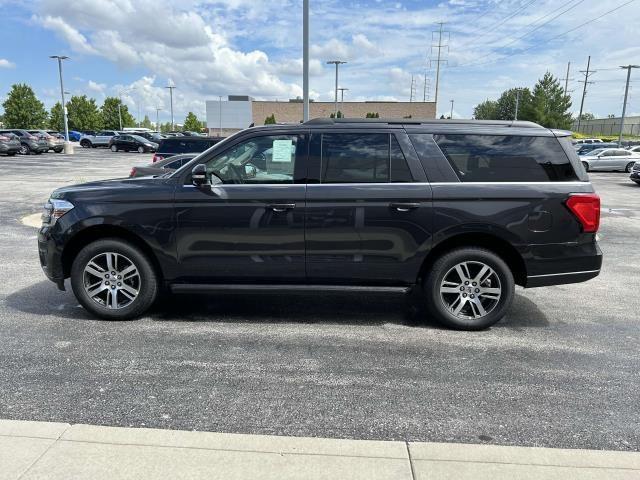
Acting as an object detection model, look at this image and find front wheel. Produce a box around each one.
[625,162,635,173]
[80,140,91,148]
[19,144,31,155]
[423,248,515,330]
[70,239,159,320]
[137,146,145,153]
[582,161,590,172]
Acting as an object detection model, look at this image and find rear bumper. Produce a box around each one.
[0,144,20,154]
[630,172,640,183]
[523,241,602,287]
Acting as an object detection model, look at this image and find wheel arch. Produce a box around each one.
[418,232,527,287]
[61,224,164,282]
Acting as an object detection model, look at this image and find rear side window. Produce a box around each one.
[320,133,413,183]
[433,134,578,182]
[161,140,211,154]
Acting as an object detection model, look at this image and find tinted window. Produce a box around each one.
[433,134,578,182]
[390,136,412,182]
[161,139,213,154]
[165,158,186,169]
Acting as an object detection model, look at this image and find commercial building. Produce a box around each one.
[206,96,436,136]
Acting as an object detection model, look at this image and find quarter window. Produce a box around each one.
[320,133,413,183]
[433,134,578,182]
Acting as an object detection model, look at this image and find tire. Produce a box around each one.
[625,162,634,173]
[80,140,91,148]
[137,146,144,153]
[111,145,118,152]
[70,238,159,320]
[582,161,589,172]
[423,247,515,330]
[55,148,63,153]
[7,152,16,156]
[19,143,31,155]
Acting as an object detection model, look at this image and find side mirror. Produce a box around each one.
[191,164,207,186]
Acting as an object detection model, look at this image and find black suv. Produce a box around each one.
[38,119,602,330]
[152,136,223,163]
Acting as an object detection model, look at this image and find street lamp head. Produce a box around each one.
[49,55,69,60]
[326,60,347,65]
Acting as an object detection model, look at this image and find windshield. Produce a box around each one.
[586,148,605,156]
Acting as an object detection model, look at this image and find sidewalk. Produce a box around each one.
[1,419,638,479]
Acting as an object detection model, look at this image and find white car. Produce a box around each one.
[573,138,603,147]
[626,145,640,153]
[580,148,640,172]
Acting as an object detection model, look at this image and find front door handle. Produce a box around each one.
[268,203,296,212]
[390,202,420,212]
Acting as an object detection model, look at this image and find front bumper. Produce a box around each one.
[630,171,640,183]
[38,225,66,290]
[0,143,20,154]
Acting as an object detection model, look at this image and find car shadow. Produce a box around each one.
[5,281,548,329]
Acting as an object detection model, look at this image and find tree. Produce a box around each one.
[140,115,153,129]
[365,112,379,118]
[101,97,135,129]
[494,88,533,121]
[529,72,572,129]
[2,83,48,128]
[183,112,201,131]
[473,100,498,119]
[66,95,102,131]
[159,122,173,133]
[330,111,344,118]
[49,102,64,131]
[579,112,595,121]
[264,114,276,125]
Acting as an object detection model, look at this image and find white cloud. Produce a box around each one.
[0,58,15,68]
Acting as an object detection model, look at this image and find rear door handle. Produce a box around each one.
[390,202,420,212]
[268,203,296,212]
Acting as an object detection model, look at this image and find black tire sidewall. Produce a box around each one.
[424,248,515,330]
[582,161,589,172]
[70,238,158,320]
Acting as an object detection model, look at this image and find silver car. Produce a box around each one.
[579,148,640,172]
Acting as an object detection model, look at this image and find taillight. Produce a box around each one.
[0,135,8,141]
[152,154,163,163]
[129,168,136,177]
[566,193,600,233]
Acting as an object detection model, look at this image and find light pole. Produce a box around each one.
[619,65,639,145]
[303,0,309,122]
[165,85,176,131]
[118,88,135,131]
[338,87,349,115]
[155,106,162,132]
[449,99,454,119]
[514,89,521,121]
[50,55,72,153]
[326,60,346,116]
[218,95,223,137]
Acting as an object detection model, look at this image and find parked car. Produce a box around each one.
[38,118,602,330]
[0,132,21,156]
[630,162,640,184]
[108,134,159,153]
[136,132,165,143]
[626,145,640,154]
[152,136,223,162]
[79,130,119,148]
[129,154,197,178]
[576,143,618,156]
[579,148,640,172]
[28,130,64,153]
[68,130,83,142]
[573,138,603,145]
[0,129,49,155]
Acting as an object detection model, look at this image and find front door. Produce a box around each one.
[174,133,307,284]
[305,131,433,285]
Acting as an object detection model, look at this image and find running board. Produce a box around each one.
[170,284,411,295]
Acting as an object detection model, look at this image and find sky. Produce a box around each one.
[0,0,639,124]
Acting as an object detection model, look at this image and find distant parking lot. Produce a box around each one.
[0,148,638,451]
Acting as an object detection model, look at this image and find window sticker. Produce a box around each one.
[272,139,293,163]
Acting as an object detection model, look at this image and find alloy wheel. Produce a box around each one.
[82,252,141,309]
[439,261,502,320]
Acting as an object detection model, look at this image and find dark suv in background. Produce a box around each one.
[152,136,223,163]
[38,119,602,330]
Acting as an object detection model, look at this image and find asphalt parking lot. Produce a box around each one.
[0,147,638,452]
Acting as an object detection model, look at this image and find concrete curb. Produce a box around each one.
[0,419,638,479]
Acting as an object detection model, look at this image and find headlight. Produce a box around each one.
[42,199,74,225]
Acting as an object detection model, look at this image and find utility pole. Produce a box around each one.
[430,22,449,110]
[50,55,72,153]
[326,60,346,116]
[303,0,309,122]
[165,85,176,130]
[561,61,572,96]
[514,89,520,121]
[423,72,431,102]
[218,95,223,137]
[118,88,135,131]
[619,65,640,145]
[410,75,415,102]
[338,87,349,114]
[450,99,454,119]
[155,106,162,132]
[577,56,595,133]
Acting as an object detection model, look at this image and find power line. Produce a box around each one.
[458,0,637,68]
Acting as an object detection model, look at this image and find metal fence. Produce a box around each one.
[572,122,640,137]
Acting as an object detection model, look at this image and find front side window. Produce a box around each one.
[203,135,299,184]
[320,133,413,183]
[433,134,578,182]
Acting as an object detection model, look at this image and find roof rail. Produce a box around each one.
[302,117,543,128]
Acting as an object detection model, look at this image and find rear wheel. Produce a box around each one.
[582,161,589,172]
[111,145,118,152]
[70,239,159,320]
[19,144,30,155]
[625,162,634,173]
[137,146,144,153]
[423,247,515,330]
[80,140,91,148]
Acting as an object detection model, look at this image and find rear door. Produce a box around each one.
[305,129,432,285]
